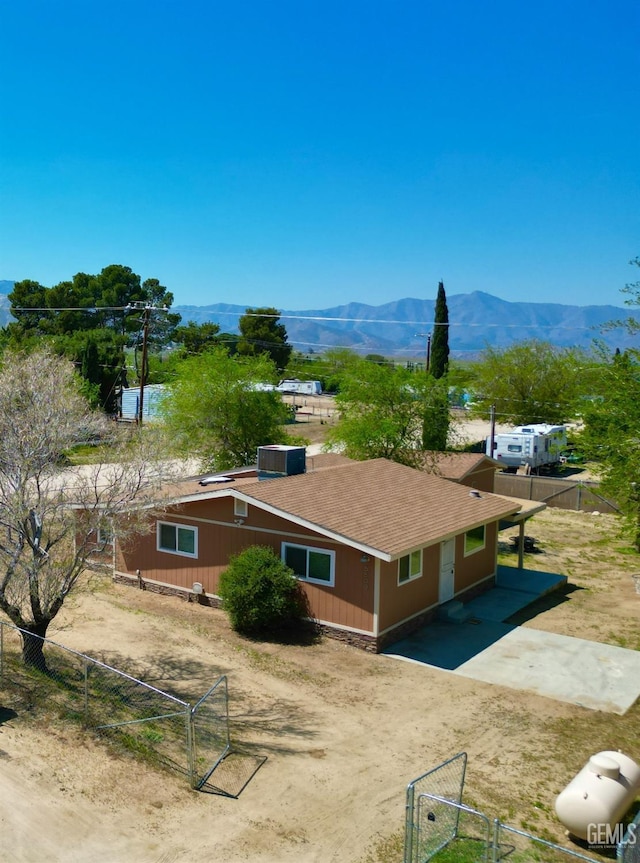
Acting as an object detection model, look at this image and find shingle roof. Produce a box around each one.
[422,451,499,480]
[233,458,520,559]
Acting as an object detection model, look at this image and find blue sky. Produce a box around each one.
[1,1,638,310]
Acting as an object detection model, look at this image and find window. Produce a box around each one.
[464,525,485,555]
[282,542,335,587]
[507,444,522,453]
[97,526,113,546]
[157,521,198,558]
[398,550,422,584]
[234,499,248,517]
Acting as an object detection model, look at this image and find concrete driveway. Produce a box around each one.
[383,567,640,715]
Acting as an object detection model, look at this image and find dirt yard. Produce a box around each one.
[2,409,639,863]
[1,502,639,863]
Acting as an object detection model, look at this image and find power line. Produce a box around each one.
[12,304,638,332]
[12,305,131,312]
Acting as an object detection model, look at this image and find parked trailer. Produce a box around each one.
[486,423,567,471]
[276,379,323,395]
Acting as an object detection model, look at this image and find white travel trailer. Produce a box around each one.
[486,423,567,471]
[276,379,323,395]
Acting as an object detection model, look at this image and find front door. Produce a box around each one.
[439,539,456,603]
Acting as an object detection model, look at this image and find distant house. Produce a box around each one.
[112,447,524,651]
[424,452,503,493]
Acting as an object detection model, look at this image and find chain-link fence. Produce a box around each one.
[404,752,467,863]
[0,620,232,790]
[190,676,231,790]
[405,754,634,863]
[492,821,602,863]
[618,812,640,863]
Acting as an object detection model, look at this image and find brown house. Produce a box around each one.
[113,447,522,651]
[424,452,503,493]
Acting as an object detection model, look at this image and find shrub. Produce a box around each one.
[218,546,305,636]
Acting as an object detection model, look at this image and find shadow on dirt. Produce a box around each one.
[0,706,18,725]
[505,582,584,626]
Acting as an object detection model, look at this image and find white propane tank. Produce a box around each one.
[555,751,640,841]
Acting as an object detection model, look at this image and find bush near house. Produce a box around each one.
[218,546,306,636]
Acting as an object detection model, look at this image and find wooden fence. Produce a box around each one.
[493,473,620,514]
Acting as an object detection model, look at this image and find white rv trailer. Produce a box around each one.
[486,423,567,471]
[276,379,323,395]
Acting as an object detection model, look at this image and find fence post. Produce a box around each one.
[0,622,3,681]
[404,782,415,863]
[83,658,89,722]
[186,706,196,790]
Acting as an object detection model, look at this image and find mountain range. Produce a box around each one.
[0,280,636,357]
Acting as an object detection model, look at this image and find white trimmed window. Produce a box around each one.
[97,526,113,546]
[398,549,422,584]
[282,542,335,587]
[464,525,486,555]
[157,521,198,558]
[234,499,248,517]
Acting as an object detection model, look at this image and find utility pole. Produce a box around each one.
[415,333,432,373]
[126,301,166,426]
[138,304,151,425]
[489,403,496,457]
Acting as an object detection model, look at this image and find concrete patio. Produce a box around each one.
[383,565,640,714]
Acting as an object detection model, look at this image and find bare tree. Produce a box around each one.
[0,348,171,670]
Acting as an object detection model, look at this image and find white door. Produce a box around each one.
[438,539,456,603]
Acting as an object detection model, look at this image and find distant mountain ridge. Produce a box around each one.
[173,291,636,356]
[0,280,636,356]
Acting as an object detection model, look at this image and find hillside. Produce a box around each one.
[173,291,636,356]
[0,281,636,356]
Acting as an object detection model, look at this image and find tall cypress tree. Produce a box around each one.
[430,281,449,378]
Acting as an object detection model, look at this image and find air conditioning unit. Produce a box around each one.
[257,445,306,478]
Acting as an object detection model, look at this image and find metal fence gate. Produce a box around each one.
[405,754,636,863]
[189,675,232,790]
[405,752,468,863]
[0,621,238,791]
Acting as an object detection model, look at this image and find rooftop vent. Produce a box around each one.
[199,475,235,486]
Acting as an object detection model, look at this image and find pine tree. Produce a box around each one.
[430,281,449,378]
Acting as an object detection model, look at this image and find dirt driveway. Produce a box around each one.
[1,509,639,863]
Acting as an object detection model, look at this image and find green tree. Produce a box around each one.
[580,259,640,549]
[61,329,127,413]
[7,280,50,337]
[469,340,585,425]
[173,320,221,355]
[311,347,360,393]
[364,353,391,366]
[7,265,179,412]
[219,546,305,635]
[0,347,172,669]
[94,264,145,335]
[161,347,289,470]
[237,307,292,371]
[580,350,640,548]
[325,357,450,466]
[430,280,449,379]
[421,378,451,451]
[140,277,181,347]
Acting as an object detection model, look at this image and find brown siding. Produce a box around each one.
[377,544,440,632]
[454,521,498,593]
[116,499,374,634]
[460,466,496,493]
[305,547,374,633]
